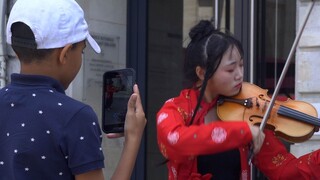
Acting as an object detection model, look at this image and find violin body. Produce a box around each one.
[217,82,319,143]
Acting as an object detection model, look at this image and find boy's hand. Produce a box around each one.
[124,84,147,142]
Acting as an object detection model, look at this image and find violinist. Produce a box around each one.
[156,20,320,179]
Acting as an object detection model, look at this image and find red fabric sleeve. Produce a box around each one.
[254,130,320,179]
[294,148,320,179]
[157,101,253,162]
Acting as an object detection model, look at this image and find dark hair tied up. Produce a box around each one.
[188,20,216,42]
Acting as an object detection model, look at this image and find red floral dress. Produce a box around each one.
[156,88,320,180]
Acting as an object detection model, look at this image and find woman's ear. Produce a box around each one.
[196,66,205,81]
[59,44,73,64]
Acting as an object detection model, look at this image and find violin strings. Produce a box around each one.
[278,105,320,126]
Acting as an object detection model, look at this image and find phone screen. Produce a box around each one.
[102,68,136,133]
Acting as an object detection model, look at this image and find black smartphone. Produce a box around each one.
[102,68,136,133]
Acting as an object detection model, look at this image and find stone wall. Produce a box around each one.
[291,0,320,157]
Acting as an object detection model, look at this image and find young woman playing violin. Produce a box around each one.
[156,20,320,180]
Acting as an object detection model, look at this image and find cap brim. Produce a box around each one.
[87,34,101,53]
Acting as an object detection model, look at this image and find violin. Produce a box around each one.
[217,82,320,143]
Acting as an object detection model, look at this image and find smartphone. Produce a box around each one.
[102,68,136,133]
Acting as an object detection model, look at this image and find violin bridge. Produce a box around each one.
[262,101,267,112]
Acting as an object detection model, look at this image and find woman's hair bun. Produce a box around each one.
[189,20,217,42]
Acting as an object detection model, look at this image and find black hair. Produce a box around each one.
[10,22,54,63]
[184,20,244,126]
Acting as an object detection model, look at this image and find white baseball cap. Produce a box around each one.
[6,0,101,53]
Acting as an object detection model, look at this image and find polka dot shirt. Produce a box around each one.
[0,74,104,179]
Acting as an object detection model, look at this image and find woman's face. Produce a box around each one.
[205,46,243,101]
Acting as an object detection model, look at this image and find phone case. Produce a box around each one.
[102,68,136,133]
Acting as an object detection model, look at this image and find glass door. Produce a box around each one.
[146,0,296,179]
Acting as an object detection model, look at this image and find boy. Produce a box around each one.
[0,0,146,179]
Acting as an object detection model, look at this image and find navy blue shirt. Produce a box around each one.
[0,74,104,180]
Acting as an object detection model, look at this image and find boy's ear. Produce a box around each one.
[59,44,73,64]
[196,66,205,81]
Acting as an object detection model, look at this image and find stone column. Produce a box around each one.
[291,0,320,157]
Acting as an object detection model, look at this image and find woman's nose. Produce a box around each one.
[235,67,243,80]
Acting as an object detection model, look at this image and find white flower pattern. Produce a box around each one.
[242,170,248,180]
[165,98,174,103]
[211,127,227,143]
[157,112,168,125]
[167,131,179,145]
[171,166,177,179]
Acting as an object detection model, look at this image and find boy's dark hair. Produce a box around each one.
[10,22,54,63]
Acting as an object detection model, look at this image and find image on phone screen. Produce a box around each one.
[102,68,135,133]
